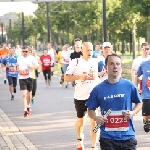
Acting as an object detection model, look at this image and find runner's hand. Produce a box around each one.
[5,64,9,68]
[79,74,87,81]
[123,110,134,120]
[27,65,33,69]
[95,115,108,125]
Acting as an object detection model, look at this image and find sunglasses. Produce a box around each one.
[143,48,149,51]
[22,51,28,53]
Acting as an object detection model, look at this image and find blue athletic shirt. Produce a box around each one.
[92,51,100,58]
[2,56,18,77]
[86,78,141,140]
[137,60,150,99]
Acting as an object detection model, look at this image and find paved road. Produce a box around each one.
[0,74,150,150]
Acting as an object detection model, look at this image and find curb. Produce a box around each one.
[0,108,38,150]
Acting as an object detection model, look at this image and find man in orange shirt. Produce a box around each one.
[0,43,9,84]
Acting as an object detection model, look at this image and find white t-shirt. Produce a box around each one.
[65,57,99,100]
[61,50,71,64]
[48,48,55,64]
[17,55,39,79]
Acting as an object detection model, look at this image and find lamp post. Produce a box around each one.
[102,0,107,42]
[46,2,51,43]
[22,12,25,46]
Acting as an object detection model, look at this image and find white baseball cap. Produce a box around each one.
[102,42,112,48]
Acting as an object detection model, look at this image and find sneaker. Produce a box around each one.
[27,108,31,115]
[48,81,51,86]
[65,83,68,88]
[91,147,98,150]
[14,87,16,93]
[11,95,14,100]
[31,97,35,104]
[143,121,150,132]
[76,139,84,150]
[24,111,28,117]
[4,80,6,84]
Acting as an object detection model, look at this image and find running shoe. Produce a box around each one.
[4,80,6,84]
[31,97,35,104]
[76,139,84,150]
[24,111,28,117]
[143,121,150,132]
[27,108,31,115]
[91,147,98,150]
[14,87,16,93]
[11,95,14,100]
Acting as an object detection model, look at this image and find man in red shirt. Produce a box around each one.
[40,49,53,87]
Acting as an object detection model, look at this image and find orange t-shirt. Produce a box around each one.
[0,48,9,60]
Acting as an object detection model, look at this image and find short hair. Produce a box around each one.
[141,42,149,48]
[105,53,121,65]
[74,38,81,43]
[22,46,27,49]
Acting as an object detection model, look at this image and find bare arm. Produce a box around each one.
[64,74,81,82]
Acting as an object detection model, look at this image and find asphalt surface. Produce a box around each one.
[0,73,150,150]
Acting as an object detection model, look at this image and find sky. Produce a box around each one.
[0,2,38,16]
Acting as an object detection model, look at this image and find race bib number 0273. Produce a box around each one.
[104,111,129,131]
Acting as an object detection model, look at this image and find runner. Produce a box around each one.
[70,38,82,87]
[98,42,113,82]
[92,44,101,58]
[64,42,99,150]
[2,47,18,100]
[16,46,39,117]
[28,48,40,104]
[136,44,150,132]
[86,53,142,150]
[47,42,56,77]
[131,42,150,94]
[40,49,53,88]
[61,44,71,88]
[56,48,64,86]
[0,43,9,84]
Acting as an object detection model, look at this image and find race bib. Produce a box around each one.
[19,69,29,76]
[105,111,129,131]
[64,59,69,63]
[146,78,150,90]
[8,67,15,73]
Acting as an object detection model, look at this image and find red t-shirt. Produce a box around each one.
[40,55,51,70]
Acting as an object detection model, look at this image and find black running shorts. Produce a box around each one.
[19,78,33,92]
[7,76,17,87]
[74,99,87,118]
[100,138,137,150]
[142,99,150,116]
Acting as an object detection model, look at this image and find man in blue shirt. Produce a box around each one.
[86,53,142,150]
[2,47,18,100]
[92,44,101,58]
[136,45,150,132]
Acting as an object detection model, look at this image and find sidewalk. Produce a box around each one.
[0,108,38,150]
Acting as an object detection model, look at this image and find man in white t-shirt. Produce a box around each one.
[64,42,99,150]
[131,42,150,93]
[16,46,39,117]
[47,43,56,76]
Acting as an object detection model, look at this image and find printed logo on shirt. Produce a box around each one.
[104,94,125,100]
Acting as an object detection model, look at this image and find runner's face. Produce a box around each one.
[44,50,48,55]
[95,45,100,51]
[107,56,122,78]
[75,41,82,52]
[82,44,93,59]
[22,49,28,56]
[103,46,112,56]
[47,44,51,49]
[142,45,150,55]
